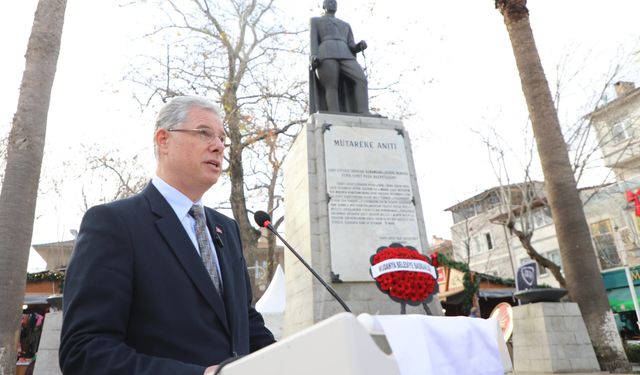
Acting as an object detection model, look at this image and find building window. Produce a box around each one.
[611,121,633,144]
[471,233,492,254]
[590,219,621,270]
[470,232,494,255]
[474,201,484,215]
[485,232,493,250]
[532,206,553,228]
[487,192,501,208]
[452,205,475,223]
[472,235,482,255]
[539,250,562,276]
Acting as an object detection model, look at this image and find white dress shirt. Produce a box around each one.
[151,176,223,283]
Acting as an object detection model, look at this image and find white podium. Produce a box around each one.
[219,312,511,375]
[220,312,400,375]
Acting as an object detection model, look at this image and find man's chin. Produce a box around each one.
[206,175,220,187]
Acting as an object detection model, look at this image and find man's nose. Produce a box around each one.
[208,137,225,151]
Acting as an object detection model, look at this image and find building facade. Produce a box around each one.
[445,182,545,281]
[447,181,640,288]
[446,81,640,288]
[589,81,640,181]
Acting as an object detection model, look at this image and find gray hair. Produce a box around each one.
[155,96,221,131]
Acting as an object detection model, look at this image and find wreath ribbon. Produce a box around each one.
[370,259,437,279]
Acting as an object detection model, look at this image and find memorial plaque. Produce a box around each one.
[324,125,421,281]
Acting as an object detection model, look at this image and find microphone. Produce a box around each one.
[254,211,273,230]
[254,211,351,313]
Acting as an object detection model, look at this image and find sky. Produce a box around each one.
[2,1,640,271]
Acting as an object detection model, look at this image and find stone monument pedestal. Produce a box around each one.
[512,302,600,373]
[282,113,441,337]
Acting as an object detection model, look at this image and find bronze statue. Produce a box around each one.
[309,0,370,115]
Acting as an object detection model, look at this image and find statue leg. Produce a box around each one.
[316,59,341,112]
[339,60,369,114]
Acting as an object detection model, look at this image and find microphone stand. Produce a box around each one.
[263,223,351,313]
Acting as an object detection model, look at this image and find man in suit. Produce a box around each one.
[59,96,275,375]
[310,0,369,114]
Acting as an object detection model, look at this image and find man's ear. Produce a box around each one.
[155,129,169,153]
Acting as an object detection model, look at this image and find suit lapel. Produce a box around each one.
[143,184,230,335]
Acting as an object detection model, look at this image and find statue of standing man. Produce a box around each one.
[309,0,370,115]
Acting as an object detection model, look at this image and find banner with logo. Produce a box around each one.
[516,261,538,291]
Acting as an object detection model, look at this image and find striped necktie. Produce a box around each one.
[189,204,223,295]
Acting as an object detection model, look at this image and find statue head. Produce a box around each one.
[322,0,337,14]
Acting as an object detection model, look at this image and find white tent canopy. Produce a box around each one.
[256,264,285,339]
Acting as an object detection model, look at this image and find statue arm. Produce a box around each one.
[309,18,320,64]
[346,25,367,55]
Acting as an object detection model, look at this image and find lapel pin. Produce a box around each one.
[214,226,224,248]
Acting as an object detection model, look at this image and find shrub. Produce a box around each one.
[625,342,640,363]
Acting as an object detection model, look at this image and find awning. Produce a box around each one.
[607,285,640,313]
[439,288,515,303]
[478,288,515,299]
[23,294,51,305]
[438,287,465,300]
[440,290,466,305]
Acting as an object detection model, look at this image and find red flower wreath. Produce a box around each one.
[370,243,438,305]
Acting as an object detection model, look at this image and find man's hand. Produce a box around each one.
[310,55,320,69]
[357,40,367,52]
[204,365,219,375]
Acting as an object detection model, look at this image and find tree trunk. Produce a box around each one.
[0,0,67,373]
[223,88,260,292]
[265,140,280,282]
[496,0,629,371]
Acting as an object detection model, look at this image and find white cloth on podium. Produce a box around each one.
[372,315,504,375]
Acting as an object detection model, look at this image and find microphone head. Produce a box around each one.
[254,211,272,228]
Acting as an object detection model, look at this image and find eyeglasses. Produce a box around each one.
[168,128,226,145]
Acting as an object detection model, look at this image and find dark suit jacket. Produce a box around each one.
[310,16,358,60]
[59,183,275,375]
